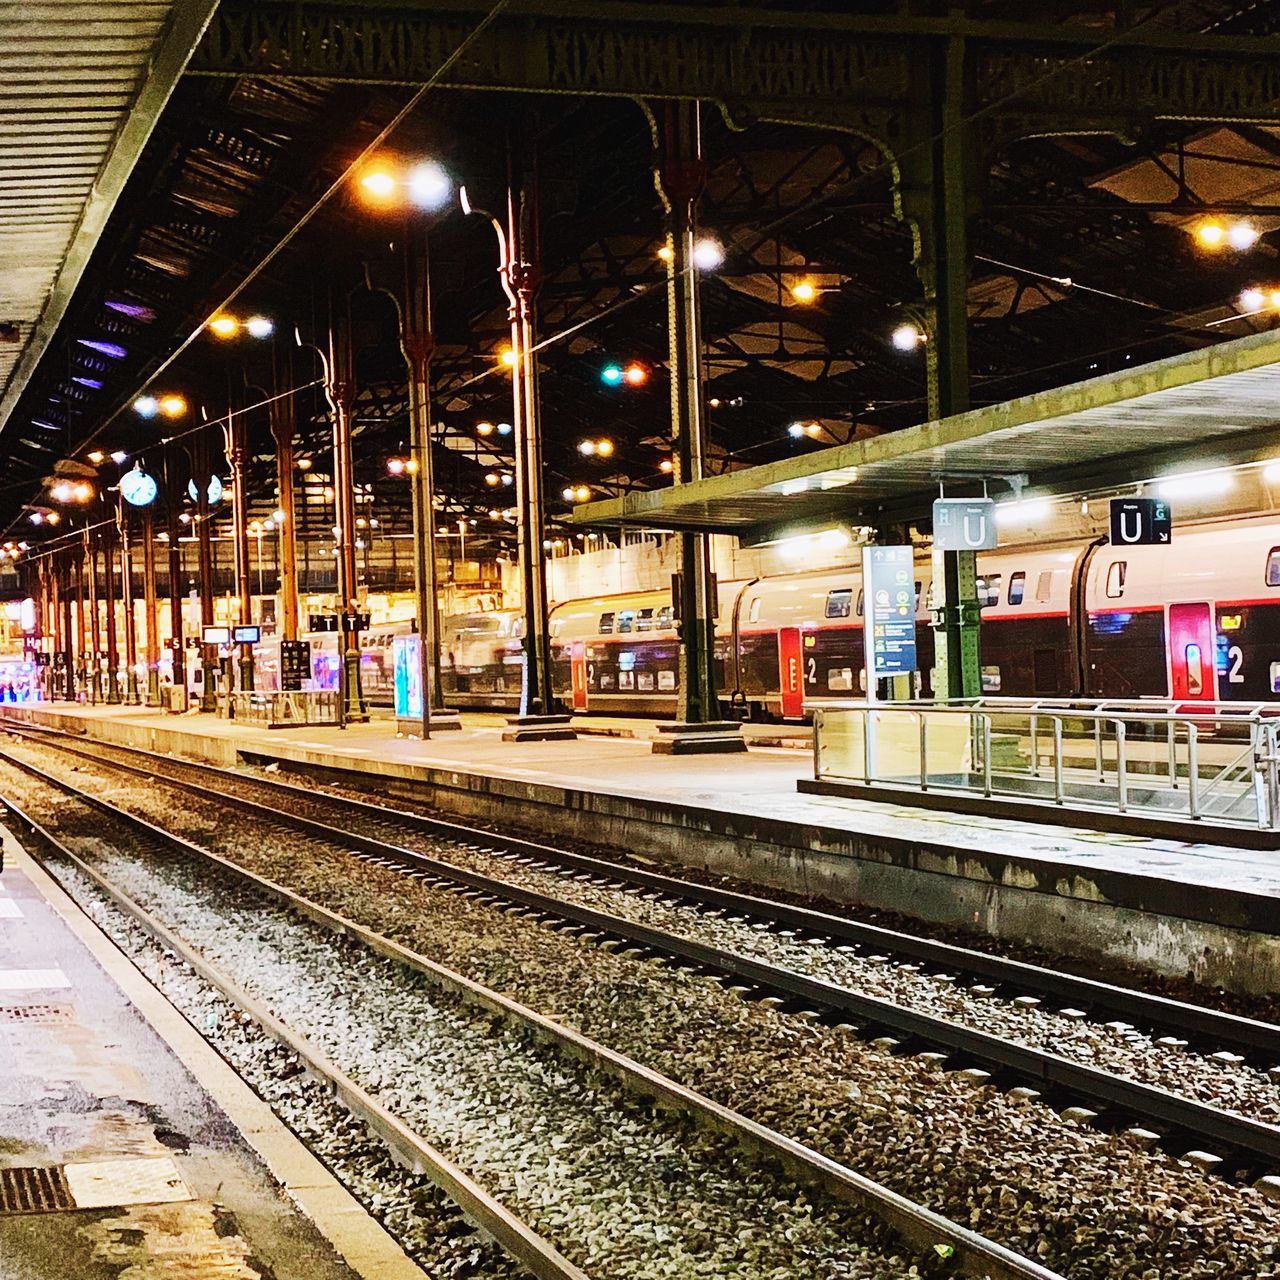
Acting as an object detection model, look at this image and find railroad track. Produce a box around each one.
[0,749,1061,1280]
[6,722,1280,1182]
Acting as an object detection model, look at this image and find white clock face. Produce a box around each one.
[120,468,157,507]
[187,475,224,504]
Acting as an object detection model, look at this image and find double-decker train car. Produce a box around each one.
[437,514,1280,718]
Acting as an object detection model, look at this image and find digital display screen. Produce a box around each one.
[232,625,261,644]
[202,626,231,644]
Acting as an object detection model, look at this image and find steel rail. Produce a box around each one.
[5,730,1280,1172]
[0,750,1065,1280]
[0,798,591,1280]
[9,719,1275,1058]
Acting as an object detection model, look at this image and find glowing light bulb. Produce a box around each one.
[578,440,596,456]
[623,363,647,386]
[575,485,591,502]
[406,160,450,210]
[596,439,614,457]
[657,244,674,263]
[659,459,674,474]
[359,168,397,201]
[245,315,274,338]
[387,458,405,476]
[1194,219,1227,249]
[790,279,817,304]
[692,238,724,271]
[1241,288,1265,312]
[476,421,494,436]
[208,314,239,338]
[1228,222,1259,251]
[159,394,187,418]
[133,395,158,418]
[499,347,518,368]
[601,364,623,386]
[891,323,924,351]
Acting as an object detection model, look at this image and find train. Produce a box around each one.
[246,514,1280,719]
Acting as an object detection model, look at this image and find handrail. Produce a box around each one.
[809,700,1279,832]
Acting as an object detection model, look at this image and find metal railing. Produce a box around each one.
[228,689,339,728]
[808,697,1280,831]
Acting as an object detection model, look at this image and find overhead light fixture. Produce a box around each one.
[245,315,274,339]
[691,238,724,271]
[995,498,1051,526]
[891,323,925,351]
[407,160,451,211]
[208,314,239,338]
[790,279,818,304]
[1156,470,1233,499]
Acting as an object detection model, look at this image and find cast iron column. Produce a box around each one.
[72,541,86,699]
[194,437,218,711]
[102,521,121,704]
[164,450,185,693]
[86,528,101,703]
[142,509,160,704]
[224,410,255,692]
[269,345,300,643]
[325,315,368,722]
[119,495,140,703]
[652,101,744,754]
[399,229,460,734]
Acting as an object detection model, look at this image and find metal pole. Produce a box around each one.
[1188,723,1200,818]
[86,527,101,703]
[142,508,160,704]
[165,453,184,695]
[400,225,457,734]
[224,409,254,693]
[102,519,121,703]
[325,311,367,723]
[981,714,993,796]
[646,101,743,753]
[118,494,140,704]
[269,342,300,644]
[1053,716,1065,803]
[195,435,217,712]
[1115,720,1128,813]
[72,540,86,699]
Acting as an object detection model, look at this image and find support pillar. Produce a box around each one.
[652,101,744,755]
[72,541,86,700]
[490,152,573,744]
[119,498,140,703]
[143,510,160,704]
[165,451,184,696]
[194,437,218,711]
[59,553,75,701]
[269,346,300,644]
[86,528,101,704]
[324,313,368,723]
[902,29,982,701]
[224,409,254,693]
[400,228,460,735]
[102,524,121,704]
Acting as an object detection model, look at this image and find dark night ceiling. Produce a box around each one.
[5,0,1280,561]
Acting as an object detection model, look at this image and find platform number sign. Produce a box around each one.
[932,498,997,551]
[1109,498,1172,546]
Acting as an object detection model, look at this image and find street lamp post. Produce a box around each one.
[117,490,140,704]
[462,166,575,743]
[85,527,101,703]
[223,406,255,693]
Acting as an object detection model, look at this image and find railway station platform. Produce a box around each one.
[2,701,1278,998]
[0,822,425,1280]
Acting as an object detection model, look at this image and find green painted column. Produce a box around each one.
[901,25,982,701]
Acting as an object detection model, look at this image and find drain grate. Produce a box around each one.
[0,1165,75,1215]
[0,1003,72,1024]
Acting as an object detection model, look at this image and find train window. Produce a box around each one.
[856,589,864,617]
[748,597,761,623]
[981,665,1002,692]
[914,581,922,610]
[825,589,853,619]
[1186,644,1204,696]
[977,575,1002,608]
[636,608,654,632]
[1267,547,1280,587]
[1035,571,1053,602]
[599,612,615,635]
[1271,662,1280,694]
[617,610,636,634]
[1105,561,1126,599]
[827,668,854,691]
[1008,572,1026,606]
[658,670,676,691]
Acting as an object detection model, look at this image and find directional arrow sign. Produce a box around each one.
[1110,497,1172,546]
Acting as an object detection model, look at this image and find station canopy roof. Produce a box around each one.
[573,328,1280,539]
[0,1,216,428]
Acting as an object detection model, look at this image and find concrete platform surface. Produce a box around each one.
[4,703,1279,994]
[0,825,425,1280]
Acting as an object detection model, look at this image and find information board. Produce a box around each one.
[232,624,261,644]
[932,498,997,551]
[393,634,423,719]
[1109,497,1172,546]
[201,625,230,645]
[279,639,311,690]
[862,544,918,681]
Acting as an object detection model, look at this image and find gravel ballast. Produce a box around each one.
[28,804,922,1280]
[8,748,1280,1280]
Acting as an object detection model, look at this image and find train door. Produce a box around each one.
[1167,601,1216,702]
[570,642,589,712]
[777,626,804,718]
